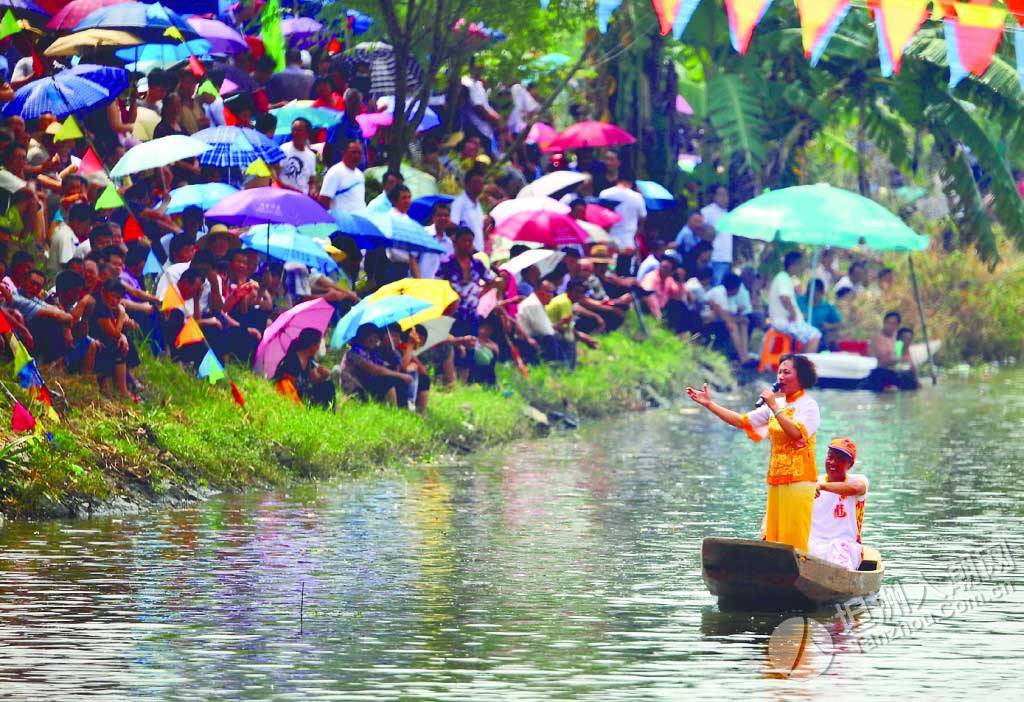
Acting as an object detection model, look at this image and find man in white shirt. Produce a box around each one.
[461,64,500,150]
[449,166,486,252]
[701,185,733,286]
[599,173,646,255]
[815,246,839,289]
[319,140,366,215]
[50,203,93,274]
[705,272,752,362]
[417,200,454,279]
[810,437,868,570]
[767,250,821,352]
[508,82,539,136]
[278,118,317,195]
[834,260,867,297]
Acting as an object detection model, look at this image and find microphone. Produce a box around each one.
[754,382,781,409]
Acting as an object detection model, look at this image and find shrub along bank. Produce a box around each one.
[0,321,729,520]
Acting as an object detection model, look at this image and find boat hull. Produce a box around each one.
[702,537,884,611]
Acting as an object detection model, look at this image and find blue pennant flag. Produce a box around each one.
[197,349,225,384]
[143,249,163,276]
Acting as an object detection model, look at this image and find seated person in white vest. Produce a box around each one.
[809,437,868,570]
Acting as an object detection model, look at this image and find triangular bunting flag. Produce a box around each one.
[17,360,43,389]
[797,0,852,66]
[196,79,220,100]
[77,146,104,174]
[188,54,206,77]
[161,282,186,312]
[197,349,225,384]
[9,334,31,376]
[725,0,775,55]
[143,249,163,276]
[0,9,22,41]
[244,158,272,177]
[945,3,1006,88]
[871,0,930,77]
[54,115,84,142]
[95,184,125,210]
[671,0,702,39]
[29,385,52,407]
[0,310,11,334]
[649,0,701,38]
[123,214,144,242]
[230,381,246,407]
[11,402,36,432]
[163,25,185,42]
[174,317,205,347]
[327,37,342,55]
[1008,0,1024,25]
[46,405,60,423]
[597,0,624,32]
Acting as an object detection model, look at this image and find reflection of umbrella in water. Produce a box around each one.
[330,295,432,349]
[253,298,335,378]
[339,42,425,99]
[3,64,129,119]
[367,278,458,330]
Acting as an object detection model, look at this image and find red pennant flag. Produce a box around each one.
[123,214,144,242]
[78,147,104,175]
[188,54,206,77]
[230,381,245,407]
[11,401,35,432]
[1007,0,1024,25]
[0,310,12,334]
[28,385,52,407]
[327,37,342,55]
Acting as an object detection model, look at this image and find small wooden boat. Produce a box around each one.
[702,537,884,610]
[801,340,941,391]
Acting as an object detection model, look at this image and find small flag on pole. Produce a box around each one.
[78,147,104,174]
[11,402,36,432]
[54,115,84,142]
[245,158,272,177]
[174,317,205,347]
[197,349,225,384]
[161,283,186,312]
[95,184,125,210]
[0,9,22,41]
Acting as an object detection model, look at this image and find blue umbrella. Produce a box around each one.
[269,104,343,137]
[3,64,128,119]
[330,295,432,349]
[160,0,219,14]
[636,180,677,211]
[361,210,447,254]
[115,39,212,72]
[161,183,239,214]
[75,2,199,41]
[331,209,386,240]
[192,126,286,167]
[242,225,338,273]
[407,195,453,225]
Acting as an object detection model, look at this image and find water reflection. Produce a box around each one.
[0,372,1023,697]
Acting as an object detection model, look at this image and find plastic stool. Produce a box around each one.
[759,329,793,373]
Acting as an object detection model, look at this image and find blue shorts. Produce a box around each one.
[773,320,821,345]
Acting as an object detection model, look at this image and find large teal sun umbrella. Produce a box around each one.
[715,183,928,252]
[330,295,432,349]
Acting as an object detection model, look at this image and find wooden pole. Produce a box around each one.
[907,254,937,386]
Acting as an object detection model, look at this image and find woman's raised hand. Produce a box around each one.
[686,383,713,408]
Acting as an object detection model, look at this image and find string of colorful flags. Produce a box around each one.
[550,0,1024,89]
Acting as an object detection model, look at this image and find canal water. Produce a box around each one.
[1,371,1023,699]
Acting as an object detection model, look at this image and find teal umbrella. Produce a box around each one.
[715,184,928,252]
[330,295,432,349]
[269,104,344,136]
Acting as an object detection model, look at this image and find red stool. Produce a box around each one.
[759,329,793,373]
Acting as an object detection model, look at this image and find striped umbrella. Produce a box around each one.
[192,126,285,168]
[339,42,424,99]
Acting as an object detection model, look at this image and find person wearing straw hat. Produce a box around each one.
[809,438,868,570]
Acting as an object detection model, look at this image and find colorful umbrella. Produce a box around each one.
[490,196,569,225]
[330,295,432,349]
[269,104,343,136]
[206,187,334,227]
[355,101,440,139]
[407,194,453,225]
[413,316,455,355]
[253,297,335,378]
[74,1,198,41]
[635,180,677,211]
[364,164,437,199]
[361,210,448,253]
[494,211,589,247]
[582,203,621,228]
[115,39,212,72]
[3,64,128,119]
[242,225,338,273]
[186,16,247,55]
[339,42,425,99]
[281,16,321,42]
[109,134,211,177]
[543,121,636,153]
[714,183,929,251]
[367,278,458,330]
[46,0,133,31]
[525,122,558,149]
[500,248,564,277]
[192,126,285,167]
[577,220,612,244]
[44,29,144,56]
[516,170,587,199]
[331,209,386,241]
[161,183,239,214]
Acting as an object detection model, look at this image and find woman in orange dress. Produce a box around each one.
[687,354,820,551]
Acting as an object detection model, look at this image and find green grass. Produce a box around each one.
[0,321,728,519]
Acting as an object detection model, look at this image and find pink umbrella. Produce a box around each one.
[543,121,636,153]
[253,298,335,378]
[355,111,392,139]
[525,122,557,149]
[675,94,694,115]
[187,16,248,55]
[583,203,621,228]
[47,0,136,30]
[490,196,569,225]
[494,211,589,248]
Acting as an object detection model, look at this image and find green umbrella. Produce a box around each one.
[715,184,928,252]
[364,164,438,200]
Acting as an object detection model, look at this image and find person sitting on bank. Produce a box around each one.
[703,272,751,362]
[809,438,868,570]
[687,353,820,552]
[865,310,917,391]
[273,327,336,409]
[344,323,415,407]
[767,251,821,353]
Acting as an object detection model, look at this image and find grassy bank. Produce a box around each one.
[0,320,729,520]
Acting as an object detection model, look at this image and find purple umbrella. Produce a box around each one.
[281,17,321,44]
[253,298,335,378]
[186,16,247,55]
[205,187,334,227]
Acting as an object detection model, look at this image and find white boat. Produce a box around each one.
[802,339,941,390]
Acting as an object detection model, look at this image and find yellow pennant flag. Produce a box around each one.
[174,317,205,347]
[161,282,186,312]
[245,158,272,177]
[163,25,185,42]
[54,115,84,142]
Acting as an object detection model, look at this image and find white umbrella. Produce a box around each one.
[109,135,212,177]
[517,170,587,199]
[500,248,564,277]
[577,220,612,244]
[490,196,569,225]
[414,316,456,355]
